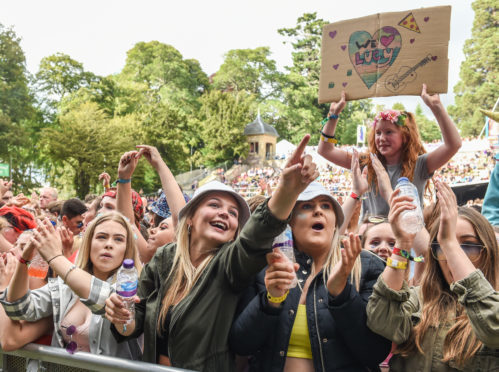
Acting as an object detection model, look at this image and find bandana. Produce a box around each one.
[372,110,407,128]
[150,192,191,219]
[102,188,144,223]
[0,206,37,233]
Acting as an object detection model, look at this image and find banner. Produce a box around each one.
[357,125,367,144]
[0,163,9,177]
[319,6,451,103]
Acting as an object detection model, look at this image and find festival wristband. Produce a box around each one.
[116,178,131,184]
[18,256,30,266]
[350,192,360,200]
[267,290,289,304]
[386,257,408,270]
[392,247,424,262]
[320,134,338,144]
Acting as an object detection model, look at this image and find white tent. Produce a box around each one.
[276,140,296,157]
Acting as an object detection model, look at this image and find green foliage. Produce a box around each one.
[212,47,281,100]
[392,102,406,111]
[414,105,441,142]
[448,0,498,136]
[41,102,139,198]
[335,100,374,145]
[195,91,255,166]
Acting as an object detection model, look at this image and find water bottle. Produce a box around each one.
[272,225,297,288]
[116,259,138,325]
[395,177,424,234]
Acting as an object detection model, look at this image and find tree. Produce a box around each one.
[195,91,255,166]
[448,0,498,136]
[392,102,406,111]
[41,102,138,198]
[415,104,441,142]
[212,47,282,100]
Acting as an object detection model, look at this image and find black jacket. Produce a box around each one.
[229,250,391,372]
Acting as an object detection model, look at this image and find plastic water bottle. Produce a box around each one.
[272,225,297,288]
[116,259,138,326]
[395,177,424,234]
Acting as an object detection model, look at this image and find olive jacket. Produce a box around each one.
[366,270,499,371]
[110,200,288,371]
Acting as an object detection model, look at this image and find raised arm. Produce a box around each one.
[317,91,352,169]
[136,145,186,227]
[422,84,462,174]
[339,149,368,235]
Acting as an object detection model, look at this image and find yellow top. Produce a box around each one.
[287,304,313,359]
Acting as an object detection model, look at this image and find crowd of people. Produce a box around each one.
[0,86,498,372]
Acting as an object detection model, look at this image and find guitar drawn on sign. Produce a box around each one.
[385,54,436,92]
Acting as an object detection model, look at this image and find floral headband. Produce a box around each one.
[372,110,407,128]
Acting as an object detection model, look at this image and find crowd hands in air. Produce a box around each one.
[0,85,497,372]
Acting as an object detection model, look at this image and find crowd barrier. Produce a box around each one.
[0,343,192,372]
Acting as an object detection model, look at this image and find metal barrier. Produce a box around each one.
[0,343,192,372]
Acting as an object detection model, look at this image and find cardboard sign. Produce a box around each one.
[318,6,451,103]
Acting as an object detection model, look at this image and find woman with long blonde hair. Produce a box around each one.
[230,153,391,372]
[367,180,499,370]
[0,212,142,361]
[104,135,319,371]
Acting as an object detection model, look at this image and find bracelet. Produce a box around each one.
[320,130,336,139]
[386,257,408,270]
[47,254,63,265]
[116,178,131,184]
[18,257,30,266]
[320,134,338,144]
[64,264,77,283]
[267,290,289,304]
[350,192,360,200]
[392,248,425,263]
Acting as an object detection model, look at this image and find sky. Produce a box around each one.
[0,0,473,116]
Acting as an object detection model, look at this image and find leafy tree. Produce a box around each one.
[41,102,138,198]
[415,104,441,142]
[392,102,406,111]
[448,0,498,136]
[195,91,255,166]
[212,47,282,100]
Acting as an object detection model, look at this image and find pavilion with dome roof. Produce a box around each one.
[243,112,279,161]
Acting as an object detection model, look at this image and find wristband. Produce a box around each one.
[350,192,360,200]
[18,257,30,266]
[267,290,289,304]
[386,257,408,270]
[320,135,338,144]
[116,178,131,184]
[47,254,63,265]
[392,247,425,263]
[64,264,77,283]
[328,113,339,120]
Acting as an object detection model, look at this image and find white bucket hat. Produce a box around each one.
[179,181,251,227]
[296,182,344,227]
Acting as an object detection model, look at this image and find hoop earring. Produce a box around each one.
[187,225,192,235]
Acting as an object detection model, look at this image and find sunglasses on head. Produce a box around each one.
[367,216,389,224]
[430,241,484,262]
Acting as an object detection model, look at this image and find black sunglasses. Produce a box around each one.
[430,241,484,262]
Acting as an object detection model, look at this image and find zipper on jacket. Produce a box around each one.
[313,280,326,372]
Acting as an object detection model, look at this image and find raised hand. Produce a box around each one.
[370,153,393,202]
[434,180,458,245]
[135,145,165,170]
[281,135,319,195]
[58,226,74,257]
[0,179,12,198]
[0,252,16,291]
[99,172,111,189]
[8,193,30,207]
[327,233,362,296]
[31,218,63,261]
[118,151,139,180]
[351,149,368,196]
[328,90,347,117]
[388,189,417,243]
[421,83,442,110]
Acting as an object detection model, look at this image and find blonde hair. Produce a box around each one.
[76,212,142,277]
[157,193,241,334]
[396,207,498,366]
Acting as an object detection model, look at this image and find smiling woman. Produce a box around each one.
[0,212,142,361]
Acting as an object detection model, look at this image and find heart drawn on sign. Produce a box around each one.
[348,26,402,89]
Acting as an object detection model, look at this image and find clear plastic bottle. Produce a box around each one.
[271,225,297,288]
[116,259,138,325]
[395,177,424,234]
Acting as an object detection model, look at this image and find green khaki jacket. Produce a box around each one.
[112,200,287,371]
[367,270,499,371]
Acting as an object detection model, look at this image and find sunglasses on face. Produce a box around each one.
[76,221,84,229]
[430,241,484,262]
